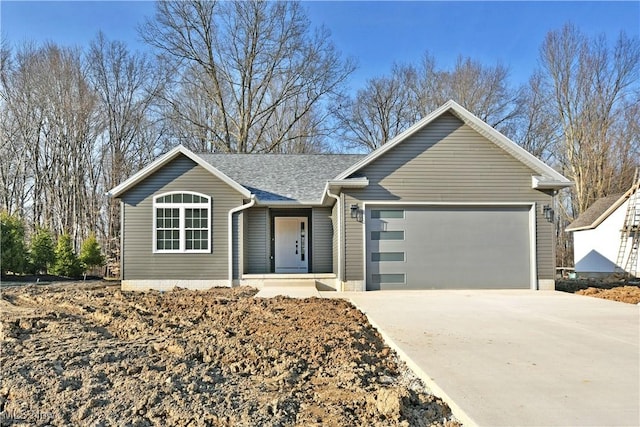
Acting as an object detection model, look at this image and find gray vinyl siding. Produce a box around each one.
[343,112,554,282]
[244,207,270,274]
[312,207,333,273]
[120,155,244,280]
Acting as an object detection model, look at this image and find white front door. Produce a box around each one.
[274,217,308,273]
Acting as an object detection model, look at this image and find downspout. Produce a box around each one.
[228,195,256,286]
[326,188,342,291]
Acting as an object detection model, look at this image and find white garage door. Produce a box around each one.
[365,205,533,290]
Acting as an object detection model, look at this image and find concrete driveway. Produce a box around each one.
[334,290,639,427]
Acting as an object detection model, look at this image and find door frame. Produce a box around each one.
[270,208,313,273]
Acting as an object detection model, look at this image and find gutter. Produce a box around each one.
[326,188,342,290]
[228,195,256,286]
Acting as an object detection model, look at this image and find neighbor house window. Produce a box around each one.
[153,192,211,253]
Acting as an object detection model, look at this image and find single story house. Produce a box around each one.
[108,100,572,291]
[566,184,639,278]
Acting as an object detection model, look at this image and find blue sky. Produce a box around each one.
[2,1,639,91]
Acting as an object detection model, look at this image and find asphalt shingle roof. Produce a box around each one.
[566,193,624,231]
[198,154,365,202]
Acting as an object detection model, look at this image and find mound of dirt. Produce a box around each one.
[556,279,640,304]
[0,282,460,426]
[574,286,640,304]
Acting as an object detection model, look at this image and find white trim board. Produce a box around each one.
[336,100,572,190]
[108,145,251,199]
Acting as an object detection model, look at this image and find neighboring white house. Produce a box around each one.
[567,188,639,277]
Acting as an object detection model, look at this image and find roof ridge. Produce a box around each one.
[197,152,365,156]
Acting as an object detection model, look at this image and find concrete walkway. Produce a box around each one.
[329,290,639,427]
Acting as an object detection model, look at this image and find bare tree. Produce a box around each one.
[337,52,519,151]
[1,43,41,219]
[142,0,354,153]
[0,43,103,244]
[87,32,167,269]
[412,53,518,129]
[539,24,640,216]
[335,65,416,151]
[506,73,560,161]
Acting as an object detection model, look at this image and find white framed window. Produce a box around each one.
[153,192,211,253]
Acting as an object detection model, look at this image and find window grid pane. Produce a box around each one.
[371,230,404,240]
[185,208,209,251]
[156,208,180,251]
[372,252,405,262]
[371,209,404,219]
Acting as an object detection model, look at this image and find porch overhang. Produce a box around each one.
[320,178,369,204]
[532,175,574,190]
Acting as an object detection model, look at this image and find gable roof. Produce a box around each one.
[107,146,251,199]
[107,145,365,203]
[334,100,573,190]
[565,194,624,231]
[566,182,639,231]
[198,153,365,202]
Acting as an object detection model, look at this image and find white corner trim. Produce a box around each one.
[529,203,538,290]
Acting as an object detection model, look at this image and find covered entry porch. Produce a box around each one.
[235,206,336,288]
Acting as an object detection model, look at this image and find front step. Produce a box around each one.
[262,279,317,288]
[254,279,322,298]
[240,273,337,291]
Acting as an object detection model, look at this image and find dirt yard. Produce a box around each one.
[556,278,640,304]
[0,282,460,427]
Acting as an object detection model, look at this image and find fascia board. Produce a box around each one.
[458,112,572,185]
[334,102,453,180]
[107,146,185,198]
[567,189,634,231]
[256,199,324,207]
[321,178,369,204]
[532,176,575,190]
[335,100,572,187]
[181,149,251,198]
[107,145,251,198]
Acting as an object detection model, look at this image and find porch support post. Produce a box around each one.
[326,189,342,287]
[228,195,256,286]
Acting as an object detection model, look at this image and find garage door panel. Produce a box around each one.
[366,205,531,290]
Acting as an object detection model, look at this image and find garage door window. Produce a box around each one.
[371,252,405,262]
[372,273,405,284]
[371,230,404,240]
[371,209,404,219]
